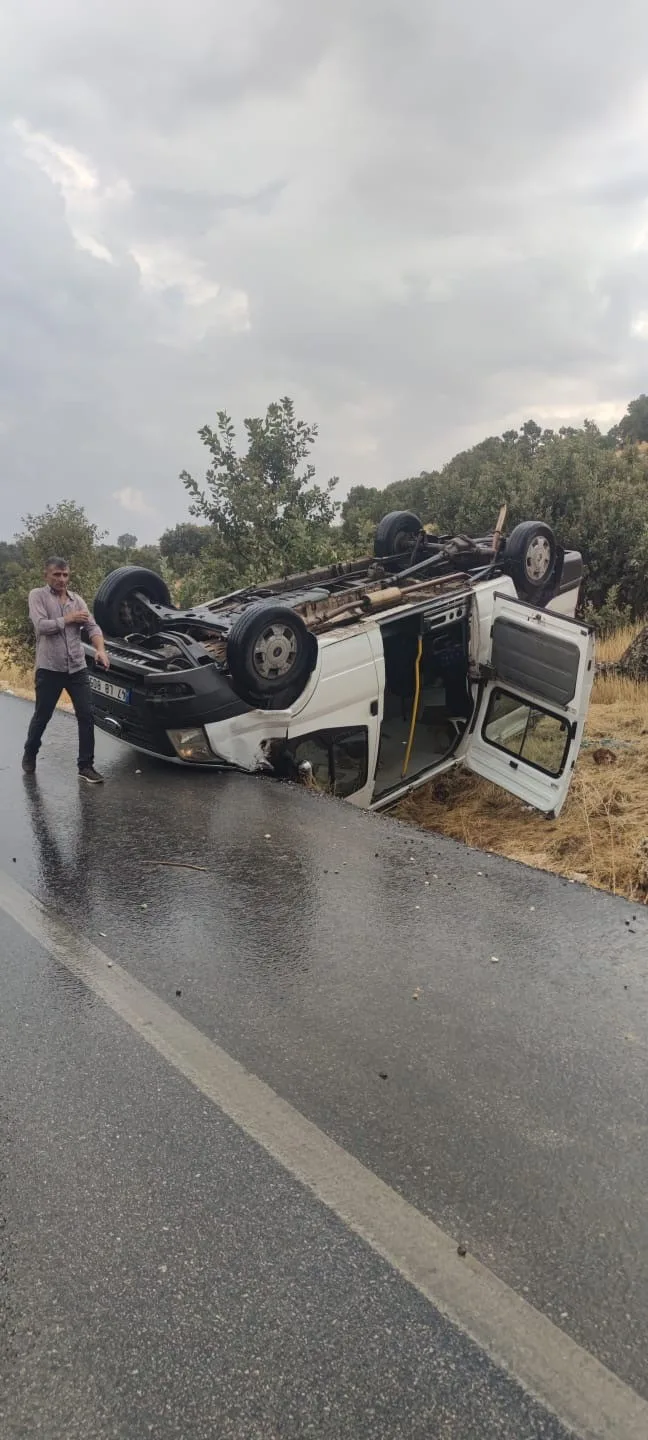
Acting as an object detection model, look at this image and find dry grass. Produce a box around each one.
[594,624,640,667]
[397,626,648,905]
[0,644,72,710]
[0,646,34,701]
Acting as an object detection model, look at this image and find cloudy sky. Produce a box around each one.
[2,0,648,542]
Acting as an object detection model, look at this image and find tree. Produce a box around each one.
[518,418,544,459]
[610,394,648,448]
[95,543,128,576]
[0,541,22,595]
[96,541,164,579]
[117,532,138,551]
[158,524,212,604]
[181,397,344,594]
[338,485,385,552]
[0,501,104,663]
[340,412,648,616]
[159,523,211,571]
[130,544,164,572]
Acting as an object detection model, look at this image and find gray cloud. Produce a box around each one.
[2,0,648,541]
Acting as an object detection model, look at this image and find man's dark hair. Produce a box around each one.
[45,556,70,569]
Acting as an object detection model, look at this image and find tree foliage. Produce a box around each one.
[159,523,211,566]
[0,541,22,596]
[96,542,164,575]
[180,397,344,599]
[0,501,105,663]
[608,393,648,448]
[340,411,648,616]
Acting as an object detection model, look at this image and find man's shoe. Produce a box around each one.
[79,765,104,785]
[22,754,36,774]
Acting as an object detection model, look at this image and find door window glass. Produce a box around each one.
[482,688,570,777]
[289,735,331,791]
[290,728,369,797]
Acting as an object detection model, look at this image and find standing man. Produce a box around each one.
[22,556,110,783]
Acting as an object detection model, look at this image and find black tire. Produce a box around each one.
[504,522,557,597]
[374,510,422,558]
[226,602,317,707]
[93,566,173,637]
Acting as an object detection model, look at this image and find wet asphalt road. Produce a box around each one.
[1,693,647,1439]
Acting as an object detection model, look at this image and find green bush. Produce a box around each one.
[0,502,104,665]
[583,585,634,637]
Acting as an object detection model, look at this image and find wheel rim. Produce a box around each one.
[253,622,299,680]
[525,535,552,583]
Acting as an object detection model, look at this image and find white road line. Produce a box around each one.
[1,869,646,1440]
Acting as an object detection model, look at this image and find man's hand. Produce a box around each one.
[64,608,90,625]
[95,648,110,670]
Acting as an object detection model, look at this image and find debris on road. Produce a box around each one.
[143,860,209,873]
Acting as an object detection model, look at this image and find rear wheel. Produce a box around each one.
[504,522,557,598]
[374,510,422,558]
[93,566,173,637]
[226,602,317,707]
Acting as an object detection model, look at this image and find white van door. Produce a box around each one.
[281,628,383,807]
[459,593,595,817]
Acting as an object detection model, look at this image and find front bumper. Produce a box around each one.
[84,648,250,762]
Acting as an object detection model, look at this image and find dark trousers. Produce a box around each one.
[25,668,95,769]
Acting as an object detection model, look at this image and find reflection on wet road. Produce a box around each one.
[1,694,647,1439]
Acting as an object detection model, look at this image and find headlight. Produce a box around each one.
[167,727,217,762]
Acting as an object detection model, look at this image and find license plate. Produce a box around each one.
[89,675,131,704]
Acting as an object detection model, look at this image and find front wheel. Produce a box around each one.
[93,566,173,637]
[226,602,317,707]
[374,510,422,558]
[504,522,557,598]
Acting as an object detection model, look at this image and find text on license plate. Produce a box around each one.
[89,675,131,704]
